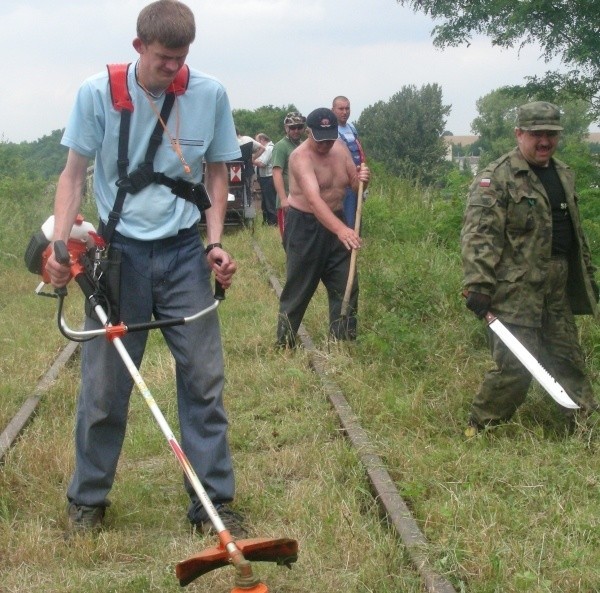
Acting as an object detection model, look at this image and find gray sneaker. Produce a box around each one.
[67,503,105,533]
[196,505,247,539]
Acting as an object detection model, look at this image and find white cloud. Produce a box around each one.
[0,0,595,143]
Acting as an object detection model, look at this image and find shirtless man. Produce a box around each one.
[276,107,370,347]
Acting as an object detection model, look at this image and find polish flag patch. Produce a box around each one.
[479,178,491,187]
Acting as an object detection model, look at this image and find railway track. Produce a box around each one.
[253,241,457,593]
[1,235,457,593]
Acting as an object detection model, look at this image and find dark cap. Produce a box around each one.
[516,101,563,131]
[306,108,338,141]
[284,111,305,126]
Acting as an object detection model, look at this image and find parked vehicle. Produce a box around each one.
[224,147,256,227]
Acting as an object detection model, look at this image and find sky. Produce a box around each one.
[1,0,590,143]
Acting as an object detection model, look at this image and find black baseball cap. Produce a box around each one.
[306,108,338,141]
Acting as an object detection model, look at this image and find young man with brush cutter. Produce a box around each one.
[276,107,370,348]
[45,0,246,537]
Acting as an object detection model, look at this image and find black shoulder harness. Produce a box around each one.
[103,63,210,243]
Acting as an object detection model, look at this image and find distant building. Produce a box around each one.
[445,135,479,148]
[456,156,480,175]
[443,136,480,174]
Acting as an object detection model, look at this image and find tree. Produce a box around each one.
[0,137,25,179]
[24,130,68,179]
[396,0,600,120]
[471,89,523,162]
[472,87,595,166]
[0,130,67,180]
[357,84,450,183]
[232,105,300,144]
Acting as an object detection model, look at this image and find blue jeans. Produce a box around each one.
[258,175,277,225]
[343,187,358,229]
[67,226,234,523]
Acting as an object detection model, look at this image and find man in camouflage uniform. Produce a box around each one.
[461,101,599,435]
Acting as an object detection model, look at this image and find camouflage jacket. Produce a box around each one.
[461,147,597,326]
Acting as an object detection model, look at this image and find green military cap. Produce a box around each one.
[516,101,563,131]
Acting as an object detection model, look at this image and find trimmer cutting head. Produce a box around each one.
[176,537,298,587]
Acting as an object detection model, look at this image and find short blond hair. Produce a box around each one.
[137,0,195,47]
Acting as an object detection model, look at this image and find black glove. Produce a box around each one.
[465,292,492,319]
[591,279,599,303]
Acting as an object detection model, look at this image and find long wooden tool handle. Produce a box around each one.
[341,248,359,318]
[340,175,365,317]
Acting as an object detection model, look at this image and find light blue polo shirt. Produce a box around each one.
[62,62,241,240]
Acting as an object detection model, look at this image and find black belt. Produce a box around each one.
[107,223,199,245]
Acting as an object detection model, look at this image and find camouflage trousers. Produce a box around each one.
[470,257,598,426]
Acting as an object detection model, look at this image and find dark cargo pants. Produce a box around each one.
[277,206,358,347]
[470,257,598,426]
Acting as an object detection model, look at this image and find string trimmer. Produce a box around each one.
[25,216,298,590]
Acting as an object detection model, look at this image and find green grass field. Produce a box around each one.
[1,173,599,592]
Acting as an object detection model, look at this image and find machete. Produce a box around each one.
[483,311,579,409]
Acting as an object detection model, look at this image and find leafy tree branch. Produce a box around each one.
[397,0,600,119]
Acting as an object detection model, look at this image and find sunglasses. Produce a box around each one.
[288,125,305,131]
[528,130,560,138]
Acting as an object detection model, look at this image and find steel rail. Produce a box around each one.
[253,240,457,593]
[0,340,79,462]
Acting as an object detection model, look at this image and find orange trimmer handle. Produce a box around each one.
[54,240,96,300]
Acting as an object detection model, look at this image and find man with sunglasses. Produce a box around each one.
[276,108,370,348]
[272,112,306,238]
[461,101,599,436]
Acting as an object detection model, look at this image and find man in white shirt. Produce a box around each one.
[253,133,277,225]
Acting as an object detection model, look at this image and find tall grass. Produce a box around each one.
[1,170,599,592]
[325,171,600,592]
[0,176,86,429]
[0,203,421,592]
